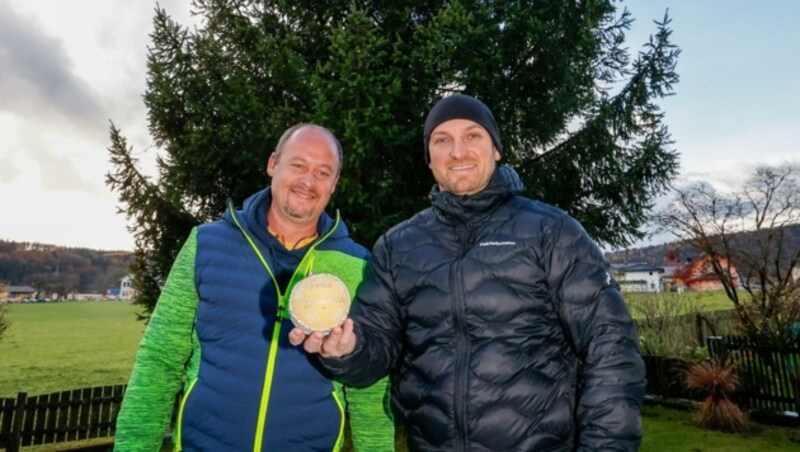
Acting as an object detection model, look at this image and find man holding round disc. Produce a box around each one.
[292,95,645,451]
[116,124,393,451]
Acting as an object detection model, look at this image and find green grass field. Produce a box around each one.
[642,404,799,451]
[0,301,144,397]
[0,293,736,396]
[625,290,735,316]
[2,297,798,451]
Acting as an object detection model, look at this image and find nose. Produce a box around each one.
[299,171,315,187]
[450,140,467,159]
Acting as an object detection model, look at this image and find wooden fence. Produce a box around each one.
[642,355,702,402]
[645,337,800,416]
[707,335,800,414]
[0,385,124,452]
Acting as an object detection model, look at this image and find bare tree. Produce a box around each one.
[654,163,800,348]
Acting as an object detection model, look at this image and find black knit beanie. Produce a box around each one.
[423,94,503,163]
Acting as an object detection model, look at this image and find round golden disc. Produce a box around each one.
[289,273,351,335]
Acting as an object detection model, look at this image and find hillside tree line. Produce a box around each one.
[0,240,134,298]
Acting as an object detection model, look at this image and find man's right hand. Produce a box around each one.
[288,318,357,358]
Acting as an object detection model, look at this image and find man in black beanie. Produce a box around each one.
[291,94,646,451]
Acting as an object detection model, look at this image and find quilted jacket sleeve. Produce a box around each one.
[546,216,646,451]
[114,229,199,452]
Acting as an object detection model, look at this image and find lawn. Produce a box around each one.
[0,301,144,397]
[642,404,799,451]
[2,294,736,396]
[2,299,798,451]
[626,290,735,315]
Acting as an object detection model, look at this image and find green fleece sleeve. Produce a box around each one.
[114,229,200,452]
[344,377,394,451]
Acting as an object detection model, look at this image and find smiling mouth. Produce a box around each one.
[449,164,476,171]
[291,189,316,200]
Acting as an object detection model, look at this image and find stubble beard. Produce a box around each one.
[283,189,318,221]
[284,203,314,221]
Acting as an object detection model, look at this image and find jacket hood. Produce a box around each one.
[429,164,523,224]
[223,188,346,245]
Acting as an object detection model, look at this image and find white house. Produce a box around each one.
[120,275,137,300]
[613,263,664,293]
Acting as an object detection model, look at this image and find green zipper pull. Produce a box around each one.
[276,296,290,321]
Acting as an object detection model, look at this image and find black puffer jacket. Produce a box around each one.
[322,166,645,451]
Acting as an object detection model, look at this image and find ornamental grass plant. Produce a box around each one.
[684,359,749,433]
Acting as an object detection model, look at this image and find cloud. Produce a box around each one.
[0,0,104,135]
[0,153,19,181]
[1,122,98,193]
[27,144,98,193]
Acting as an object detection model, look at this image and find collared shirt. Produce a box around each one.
[267,226,318,251]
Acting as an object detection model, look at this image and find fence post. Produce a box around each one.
[706,336,726,362]
[9,392,26,452]
[695,313,704,347]
[794,375,800,414]
[792,347,800,413]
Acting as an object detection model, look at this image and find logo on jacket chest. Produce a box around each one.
[478,240,517,247]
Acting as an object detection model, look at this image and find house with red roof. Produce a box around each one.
[670,255,739,292]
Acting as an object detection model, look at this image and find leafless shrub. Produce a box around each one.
[632,293,706,358]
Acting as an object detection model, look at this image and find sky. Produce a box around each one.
[0,1,798,251]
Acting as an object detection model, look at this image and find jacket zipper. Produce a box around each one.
[451,225,470,452]
[173,377,198,451]
[228,202,341,451]
[332,388,346,451]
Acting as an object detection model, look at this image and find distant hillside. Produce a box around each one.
[0,240,134,295]
[605,241,693,267]
[605,224,800,268]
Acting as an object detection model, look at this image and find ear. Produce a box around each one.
[330,175,339,194]
[267,152,278,177]
[493,147,501,162]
